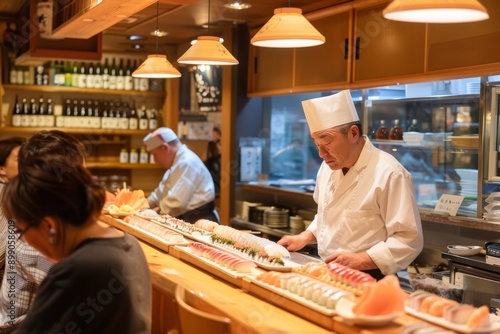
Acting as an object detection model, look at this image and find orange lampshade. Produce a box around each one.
[251,7,325,48]
[383,0,489,23]
[132,54,181,78]
[177,36,239,65]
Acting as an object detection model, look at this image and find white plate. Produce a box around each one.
[447,245,483,256]
[335,296,402,327]
[405,306,500,333]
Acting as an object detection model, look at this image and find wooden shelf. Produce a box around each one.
[0,127,152,136]
[86,162,162,169]
[2,84,164,97]
[242,183,314,201]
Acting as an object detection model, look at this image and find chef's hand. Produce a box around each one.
[324,251,378,271]
[278,231,316,252]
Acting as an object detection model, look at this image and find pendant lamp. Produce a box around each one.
[251,7,325,48]
[133,1,181,78]
[177,0,238,65]
[383,0,489,23]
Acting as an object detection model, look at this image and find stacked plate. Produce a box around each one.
[483,192,500,222]
[455,169,477,200]
[263,207,289,228]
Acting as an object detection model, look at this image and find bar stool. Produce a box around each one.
[173,284,231,334]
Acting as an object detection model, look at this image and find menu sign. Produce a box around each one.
[434,194,464,216]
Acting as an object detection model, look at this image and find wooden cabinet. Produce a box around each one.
[352,1,426,84]
[248,47,294,95]
[427,0,500,72]
[295,9,352,89]
[0,84,166,194]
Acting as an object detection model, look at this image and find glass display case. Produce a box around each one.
[259,77,496,218]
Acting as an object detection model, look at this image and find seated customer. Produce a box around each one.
[0,130,86,332]
[1,155,151,333]
[144,127,219,223]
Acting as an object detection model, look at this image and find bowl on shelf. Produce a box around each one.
[407,264,435,278]
[447,245,482,256]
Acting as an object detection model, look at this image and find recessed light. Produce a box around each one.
[151,29,168,37]
[224,2,252,10]
[128,35,146,41]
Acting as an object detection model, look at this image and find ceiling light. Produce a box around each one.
[151,29,168,37]
[132,55,181,78]
[177,0,238,65]
[132,1,181,78]
[251,7,325,48]
[178,36,239,65]
[383,0,489,23]
[224,2,252,10]
[128,35,146,41]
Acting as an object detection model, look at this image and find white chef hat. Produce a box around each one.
[143,127,178,151]
[302,90,359,134]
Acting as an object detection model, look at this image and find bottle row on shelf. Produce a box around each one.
[8,58,163,92]
[11,96,158,130]
[119,148,155,164]
[370,118,420,140]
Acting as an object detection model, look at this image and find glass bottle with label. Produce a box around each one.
[129,148,138,164]
[128,103,138,130]
[102,58,110,89]
[71,62,79,87]
[78,99,86,128]
[375,120,389,140]
[132,59,140,90]
[148,108,157,130]
[46,98,55,127]
[408,119,420,132]
[389,119,403,140]
[116,58,124,90]
[139,148,148,164]
[124,59,133,91]
[78,62,87,88]
[11,95,21,127]
[139,105,148,130]
[118,102,129,130]
[92,100,101,129]
[101,101,109,129]
[109,58,117,90]
[37,97,45,127]
[29,98,38,127]
[9,60,17,84]
[109,102,118,129]
[119,149,129,163]
[64,61,72,86]
[21,98,30,127]
[94,63,103,89]
[85,100,94,128]
[86,63,95,88]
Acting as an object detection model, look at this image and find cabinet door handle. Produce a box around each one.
[355,37,360,60]
[344,38,349,60]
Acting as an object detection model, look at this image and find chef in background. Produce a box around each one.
[144,127,219,223]
[278,90,423,279]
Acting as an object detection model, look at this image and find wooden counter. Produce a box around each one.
[100,215,427,334]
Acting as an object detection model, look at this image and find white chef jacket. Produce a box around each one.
[148,144,215,217]
[308,137,423,275]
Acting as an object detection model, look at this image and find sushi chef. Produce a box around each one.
[144,127,219,223]
[278,90,423,279]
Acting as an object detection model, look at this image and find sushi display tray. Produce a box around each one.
[100,215,189,253]
[242,275,336,331]
[405,307,500,334]
[175,245,263,287]
[190,234,302,272]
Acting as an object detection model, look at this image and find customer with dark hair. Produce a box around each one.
[0,137,26,286]
[1,154,151,333]
[0,131,87,332]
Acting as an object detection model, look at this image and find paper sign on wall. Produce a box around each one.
[434,194,464,216]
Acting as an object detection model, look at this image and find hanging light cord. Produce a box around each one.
[155,1,159,53]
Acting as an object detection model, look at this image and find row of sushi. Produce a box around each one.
[154,215,210,235]
[256,271,352,310]
[293,261,376,294]
[188,242,257,273]
[406,290,491,330]
[210,225,291,266]
[124,215,187,244]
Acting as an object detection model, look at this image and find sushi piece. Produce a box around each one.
[443,304,475,325]
[466,305,490,329]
